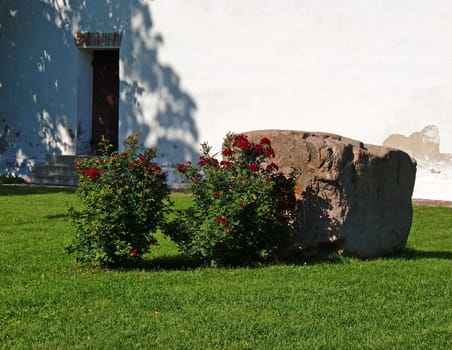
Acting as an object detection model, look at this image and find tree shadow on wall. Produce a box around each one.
[104,1,199,164]
[0,0,199,169]
[1,0,81,169]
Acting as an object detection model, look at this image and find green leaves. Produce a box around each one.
[167,133,299,266]
[67,133,171,267]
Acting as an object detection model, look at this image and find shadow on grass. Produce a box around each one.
[101,254,205,272]
[67,248,452,272]
[0,185,76,196]
[140,255,205,271]
[74,248,452,272]
[105,251,351,272]
[394,248,452,260]
[46,213,71,220]
[290,254,349,264]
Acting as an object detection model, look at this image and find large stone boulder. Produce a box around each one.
[244,130,417,258]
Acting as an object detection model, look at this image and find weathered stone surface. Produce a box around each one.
[383,125,442,161]
[244,130,417,258]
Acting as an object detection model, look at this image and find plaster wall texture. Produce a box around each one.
[0,0,451,201]
[0,0,199,174]
[151,0,452,156]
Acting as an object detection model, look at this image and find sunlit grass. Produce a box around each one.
[0,186,450,349]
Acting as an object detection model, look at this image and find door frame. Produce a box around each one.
[74,32,122,155]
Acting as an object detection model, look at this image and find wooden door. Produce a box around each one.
[91,50,119,154]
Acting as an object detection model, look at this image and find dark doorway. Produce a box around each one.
[91,50,119,154]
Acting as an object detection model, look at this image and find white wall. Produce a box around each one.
[0,0,79,173]
[1,0,451,176]
[76,49,93,154]
[0,0,200,173]
[151,0,452,155]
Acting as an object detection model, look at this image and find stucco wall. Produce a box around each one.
[0,0,199,174]
[1,0,451,176]
[151,0,452,155]
[0,0,78,173]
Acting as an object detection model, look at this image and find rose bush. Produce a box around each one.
[166,133,299,266]
[67,134,170,267]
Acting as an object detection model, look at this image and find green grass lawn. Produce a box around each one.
[0,186,451,349]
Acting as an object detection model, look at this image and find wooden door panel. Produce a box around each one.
[91,50,119,154]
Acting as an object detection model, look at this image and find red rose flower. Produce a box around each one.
[152,163,162,172]
[149,239,158,245]
[222,148,233,157]
[260,137,271,145]
[199,156,208,167]
[232,134,251,150]
[214,215,228,226]
[265,147,275,158]
[253,144,263,156]
[83,168,101,180]
[220,160,233,167]
[239,140,250,150]
[199,156,218,167]
[266,162,279,171]
[214,191,221,198]
[177,163,188,173]
[130,248,139,257]
[247,163,259,172]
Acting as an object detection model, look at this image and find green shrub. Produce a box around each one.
[0,175,25,184]
[67,134,171,267]
[166,133,298,266]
